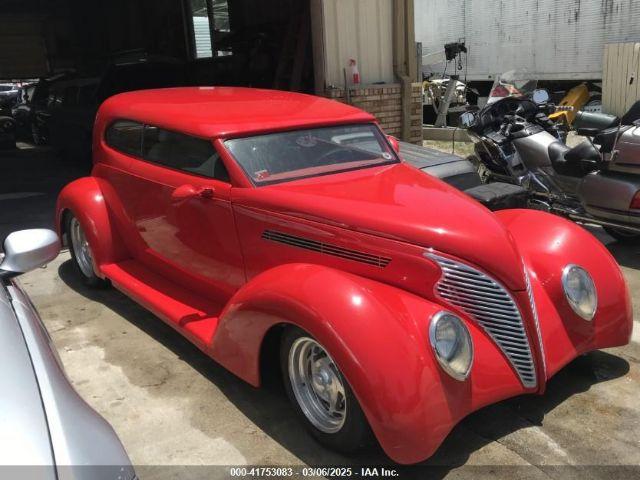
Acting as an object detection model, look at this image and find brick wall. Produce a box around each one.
[410,83,423,142]
[325,83,423,144]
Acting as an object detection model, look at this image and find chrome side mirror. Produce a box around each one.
[0,229,60,277]
[387,135,400,154]
[459,111,476,128]
[532,88,550,105]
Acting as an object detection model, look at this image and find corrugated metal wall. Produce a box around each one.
[416,0,640,81]
[322,0,395,87]
[603,42,640,116]
[193,16,213,59]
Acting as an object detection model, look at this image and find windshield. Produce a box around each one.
[488,70,538,104]
[224,124,399,186]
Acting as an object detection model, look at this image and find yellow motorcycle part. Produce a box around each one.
[548,82,590,125]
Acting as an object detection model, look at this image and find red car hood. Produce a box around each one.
[233,162,526,290]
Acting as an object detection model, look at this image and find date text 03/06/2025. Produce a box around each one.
[228,466,399,477]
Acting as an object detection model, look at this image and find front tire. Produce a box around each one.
[603,226,640,244]
[66,213,108,288]
[280,326,373,453]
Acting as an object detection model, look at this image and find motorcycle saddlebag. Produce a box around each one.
[465,182,528,211]
[573,111,619,132]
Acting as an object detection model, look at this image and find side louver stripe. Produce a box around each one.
[262,230,391,268]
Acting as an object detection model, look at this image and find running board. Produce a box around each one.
[100,260,222,349]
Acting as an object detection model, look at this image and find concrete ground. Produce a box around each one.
[3,144,640,478]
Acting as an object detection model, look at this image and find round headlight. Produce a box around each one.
[429,311,473,381]
[562,264,597,321]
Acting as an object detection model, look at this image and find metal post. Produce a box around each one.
[435,74,459,127]
[206,0,217,56]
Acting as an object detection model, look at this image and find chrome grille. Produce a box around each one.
[427,253,537,388]
[525,271,546,379]
[262,230,391,268]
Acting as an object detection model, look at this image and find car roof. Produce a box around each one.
[97,87,376,139]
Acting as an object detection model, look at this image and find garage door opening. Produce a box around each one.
[0,0,318,162]
[189,0,314,93]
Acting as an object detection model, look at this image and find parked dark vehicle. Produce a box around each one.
[10,75,71,145]
[34,60,187,159]
[0,229,135,479]
[0,84,19,148]
[0,83,20,116]
[10,82,37,136]
[462,81,640,243]
[38,77,100,156]
[0,115,16,150]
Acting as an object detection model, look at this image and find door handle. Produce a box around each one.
[197,187,214,199]
[171,185,215,203]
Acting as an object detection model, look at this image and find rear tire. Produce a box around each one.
[66,213,109,288]
[280,326,373,453]
[603,226,640,244]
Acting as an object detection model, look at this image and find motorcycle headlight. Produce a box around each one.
[562,264,597,321]
[429,311,473,381]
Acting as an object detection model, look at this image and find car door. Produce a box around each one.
[119,124,245,302]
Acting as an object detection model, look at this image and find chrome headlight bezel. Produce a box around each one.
[429,311,474,381]
[561,264,597,321]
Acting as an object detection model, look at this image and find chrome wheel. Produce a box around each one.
[288,337,347,434]
[69,217,94,277]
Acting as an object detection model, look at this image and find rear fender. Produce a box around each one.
[56,177,129,274]
[211,263,525,464]
[497,209,632,379]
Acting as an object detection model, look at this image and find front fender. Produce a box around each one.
[497,209,633,379]
[212,263,527,464]
[56,177,129,274]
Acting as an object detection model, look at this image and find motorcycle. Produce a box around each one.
[460,72,640,243]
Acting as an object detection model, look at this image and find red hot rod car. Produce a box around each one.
[56,87,632,464]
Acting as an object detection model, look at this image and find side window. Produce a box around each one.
[142,125,229,182]
[105,120,143,156]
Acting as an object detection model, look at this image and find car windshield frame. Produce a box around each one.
[223,123,400,186]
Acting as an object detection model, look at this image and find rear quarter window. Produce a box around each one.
[105,120,143,156]
[142,126,229,181]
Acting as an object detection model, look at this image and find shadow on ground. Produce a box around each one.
[606,241,640,271]
[58,259,629,476]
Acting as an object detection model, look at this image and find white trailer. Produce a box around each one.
[415,0,640,82]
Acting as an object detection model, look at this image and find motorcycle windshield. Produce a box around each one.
[488,70,538,104]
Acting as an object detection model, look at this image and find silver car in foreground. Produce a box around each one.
[0,229,135,480]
